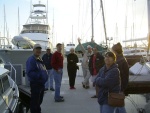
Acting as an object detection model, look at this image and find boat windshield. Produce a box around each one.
[67,44,75,46]
[21,30,48,34]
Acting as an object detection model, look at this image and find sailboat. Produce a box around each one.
[75,0,107,53]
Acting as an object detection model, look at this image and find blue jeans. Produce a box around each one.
[115,107,126,113]
[100,104,116,113]
[53,69,63,100]
[45,69,54,89]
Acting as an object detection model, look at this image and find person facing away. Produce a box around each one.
[67,48,79,89]
[89,46,104,98]
[51,43,64,102]
[112,42,129,113]
[95,52,121,113]
[78,38,93,89]
[42,47,55,91]
[26,44,48,113]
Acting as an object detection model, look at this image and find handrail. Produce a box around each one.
[8,62,16,84]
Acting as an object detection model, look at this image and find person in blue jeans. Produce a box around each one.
[112,43,129,113]
[95,52,121,113]
[51,43,64,102]
[42,47,55,91]
[26,44,48,113]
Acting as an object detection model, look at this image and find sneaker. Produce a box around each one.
[72,87,76,89]
[60,96,64,98]
[55,98,64,102]
[91,95,97,98]
[70,87,73,89]
[50,88,55,91]
[82,82,85,88]
[85,86,90,89]
[44,88,48,91]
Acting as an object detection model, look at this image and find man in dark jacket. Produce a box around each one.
[89,47,104,98]
[42,47,54,91]
[112,42,129,113]
[26,44,48,113]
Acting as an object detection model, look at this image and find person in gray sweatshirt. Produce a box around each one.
[78,38,93,89]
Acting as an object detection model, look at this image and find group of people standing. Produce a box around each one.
[26,39,129,113]
[77,38,129,113]
[26,43,64,113]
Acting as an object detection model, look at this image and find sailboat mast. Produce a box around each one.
[47,0,48,24]
[4,5,5,38]
[18,7,20,35]
[147,0,150,55]
[91,0,94,42]
[72,25,73,44]
[52,9,54,45]
[125,16,127,47]
[100,0,107,46]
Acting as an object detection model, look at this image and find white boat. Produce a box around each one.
[14,1,52,49]
[0,67,19,113]
[65,43,75,56]
[0,1,51,69]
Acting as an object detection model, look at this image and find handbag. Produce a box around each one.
[108,92,125,107]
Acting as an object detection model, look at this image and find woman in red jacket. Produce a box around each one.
[89,46,104,98]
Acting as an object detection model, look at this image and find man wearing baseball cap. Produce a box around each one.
[78,38,93,89]
[42,47,55,91]
[26,44,48,113]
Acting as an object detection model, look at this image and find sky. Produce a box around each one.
[0,0,148,47]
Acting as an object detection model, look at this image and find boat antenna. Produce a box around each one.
[147,0,150,59]
[4,5,5,38]
[52,9,54,44]
[30,0,32,13]
[100,0,107,47]
[18,7,20,35]
[91,0,94,42]
[72,25,73,44]
[47,0,48,24]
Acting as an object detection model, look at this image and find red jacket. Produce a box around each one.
[51,51,63,70]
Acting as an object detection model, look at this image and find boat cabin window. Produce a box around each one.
[21,30,48,34]
[67,44,75,46]
[2,76,10,92]
[141,50,145,52]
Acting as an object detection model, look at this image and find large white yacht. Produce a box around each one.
[17,1,52,49]
[0,1,52,69]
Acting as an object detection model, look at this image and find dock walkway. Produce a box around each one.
[19,62,150,113]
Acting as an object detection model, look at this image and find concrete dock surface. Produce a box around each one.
[39,62,150,113]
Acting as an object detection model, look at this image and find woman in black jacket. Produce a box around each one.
[67,48,79,89]
[112,42,129,113]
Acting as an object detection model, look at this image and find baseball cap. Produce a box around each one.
[46,47,51,50]
[33,44,42,49]
[87,45,92,49]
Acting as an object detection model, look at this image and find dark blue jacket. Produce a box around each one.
[42,53,53,70]
[95,63,121,105]
[26,55,48,85]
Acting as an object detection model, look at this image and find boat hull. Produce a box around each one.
[0,49,46,69]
